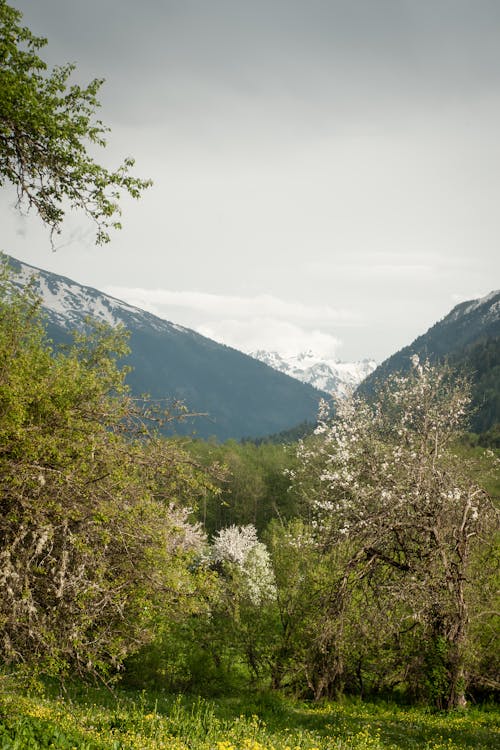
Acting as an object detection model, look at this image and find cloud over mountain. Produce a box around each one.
[102,286,357,357]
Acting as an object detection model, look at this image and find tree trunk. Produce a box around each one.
[447,642,467,709]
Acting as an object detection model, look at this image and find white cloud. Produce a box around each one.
[103,287,357,322]
[197,318,342,358]
[102,286,352,356]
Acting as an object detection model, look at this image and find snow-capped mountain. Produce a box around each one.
[9,257,189,336]
[249,350,377,397]
[5,255,327,441]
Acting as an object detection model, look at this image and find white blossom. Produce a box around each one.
[211,524,259,565]
[211,524,277,605]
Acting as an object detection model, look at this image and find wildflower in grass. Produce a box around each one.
[217,741,236,750]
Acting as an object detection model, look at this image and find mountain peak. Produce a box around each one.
[359,289,500,434]
[447,290,500,324]
[249,350,377,397]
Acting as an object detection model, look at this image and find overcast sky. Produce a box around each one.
[3,0,500,361]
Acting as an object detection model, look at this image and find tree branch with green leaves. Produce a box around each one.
[0,1,151,245]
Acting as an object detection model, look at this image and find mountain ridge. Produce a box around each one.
[5,255,327,441]
[359,289,500,434]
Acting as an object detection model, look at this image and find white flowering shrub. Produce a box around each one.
[211,524,276,605]
[211,524,259,566]
[166,503,207,555]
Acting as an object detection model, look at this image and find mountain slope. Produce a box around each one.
[250,350,376,397]
[359,291,500,433]
[6,256,326,441]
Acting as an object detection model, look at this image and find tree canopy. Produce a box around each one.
[0,0,151,244]
[0,258,213,681]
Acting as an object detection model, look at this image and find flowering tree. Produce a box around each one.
[293,359,497,708]
[211,524,276,606]
[206,525,278,682]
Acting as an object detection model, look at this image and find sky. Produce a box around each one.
[2,0,500,362]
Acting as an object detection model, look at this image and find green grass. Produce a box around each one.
[0,684,498,749]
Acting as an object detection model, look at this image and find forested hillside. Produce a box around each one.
[360,291,500,437]
[455,335,500,436]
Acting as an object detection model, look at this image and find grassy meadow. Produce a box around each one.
[0,684,498,750]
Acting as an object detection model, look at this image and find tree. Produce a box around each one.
[211,524,277,608]
[292,359,498,708]
[265,518,345,698]
[207,524,278,683]
[0,259,211,682]
[0,1,151,244]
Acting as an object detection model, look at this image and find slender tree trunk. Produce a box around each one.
[446,619,468,709]
[446,508,470,710]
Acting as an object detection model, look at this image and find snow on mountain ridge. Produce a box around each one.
[10,258,192,335]
[250,350,377,397]
[462,290,499,316]
[448,290,500,323]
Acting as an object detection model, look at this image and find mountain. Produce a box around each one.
[6,255,327,441]
[359,291,500,434]
[250,349,377,397]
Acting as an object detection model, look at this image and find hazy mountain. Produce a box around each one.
[359,290,500,433]
[250,350,376,397]
[6,255,326,441]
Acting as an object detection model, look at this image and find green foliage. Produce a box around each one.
[247,419,317,445]
[265,519,339,696]
[423,636,454,710]
[187,439,301,534]
[128,525,281,694]
[466,538,500,700]
[0,1,151,244]
[0,258,212,681]
[124,615,231,695]
[478,424,500,448]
